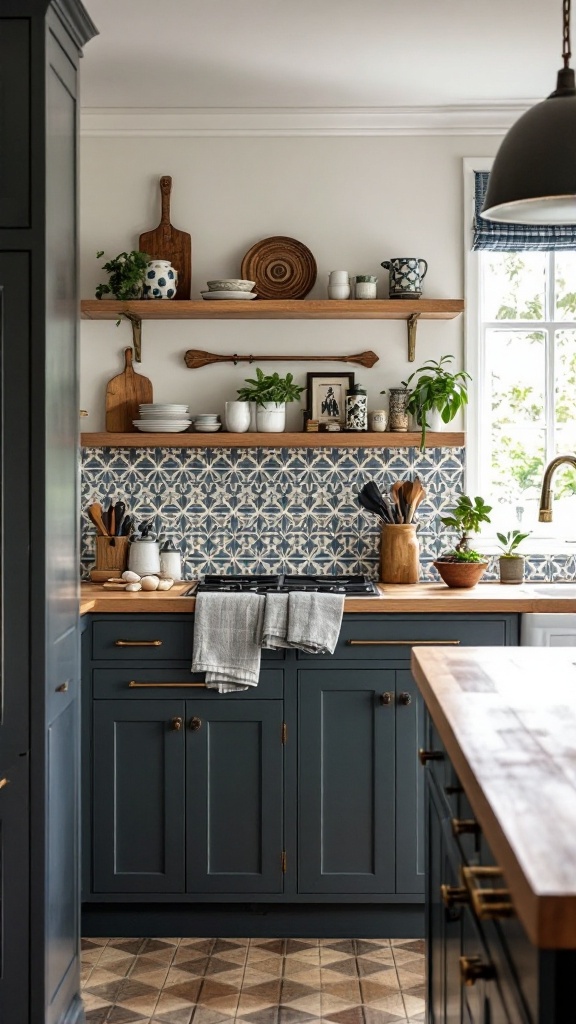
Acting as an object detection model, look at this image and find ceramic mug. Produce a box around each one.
[381,258,428,298]
[225,400,251,432]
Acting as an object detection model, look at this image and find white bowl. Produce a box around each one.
[207,279,255,292]
[193,423,222,432]
[200,290,258,301]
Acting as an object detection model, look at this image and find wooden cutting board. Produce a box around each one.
[139,175,191,299]
[105,347,153,432]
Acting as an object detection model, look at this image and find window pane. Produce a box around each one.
[482,252,546,322]
[554,253,576,321]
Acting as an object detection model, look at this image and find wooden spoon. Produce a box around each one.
[390,481,404,523]
[87,502,109,536]
[406,477,426,523]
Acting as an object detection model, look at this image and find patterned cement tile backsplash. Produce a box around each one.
[80,445,566,582]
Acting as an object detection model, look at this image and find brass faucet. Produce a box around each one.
[538,454,576,521]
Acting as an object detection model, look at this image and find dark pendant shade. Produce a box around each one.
[482,69,576,224]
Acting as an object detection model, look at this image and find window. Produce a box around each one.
[464,160,576,547]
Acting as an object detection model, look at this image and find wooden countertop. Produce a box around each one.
[412,646,576,949]
[79,581,576,615]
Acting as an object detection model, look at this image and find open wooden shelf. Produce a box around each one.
[81,431,465,449]
[80,298,464,362]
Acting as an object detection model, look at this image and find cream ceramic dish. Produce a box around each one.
[206,279,255,291]
[193,423,222,432]
[201,290,258,301]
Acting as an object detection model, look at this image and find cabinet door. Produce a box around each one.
[92,700,186,893]
[0,757,29,1020]
[427,778,463,1024]
[396,669,426,894]
[186,700,284,894]
[298,669,395,894]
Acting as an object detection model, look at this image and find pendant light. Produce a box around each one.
[482,0,576,224]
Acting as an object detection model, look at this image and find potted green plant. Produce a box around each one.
[401,354,471,450]
[237,368,305,432]
[95,250,150,301]
[497,529,531,584]
[434,494,492,588]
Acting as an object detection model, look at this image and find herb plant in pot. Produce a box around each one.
[95,250,150,301]
[402,355,471,451]
[237,368,305,432]
[434,495,492,588]
[497,530,531,584]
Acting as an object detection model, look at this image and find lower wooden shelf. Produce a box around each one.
[81,431,465,448]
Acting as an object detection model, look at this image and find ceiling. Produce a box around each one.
[81,0,561,110]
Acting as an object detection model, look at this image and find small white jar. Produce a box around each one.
[369,409,388,432]
[328,284,351,299]
[354,275,378,299]
[225,400,251,432]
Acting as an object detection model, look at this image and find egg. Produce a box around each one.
[140,575,160,591]
[125,582,142,592]
[122,570,141,583]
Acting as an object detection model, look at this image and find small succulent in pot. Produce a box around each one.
[497,529,531,584]
[95,250,150,301]
[402,354,471,451]
[434,495,492,588]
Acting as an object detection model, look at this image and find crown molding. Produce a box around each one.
[80,103,533,138]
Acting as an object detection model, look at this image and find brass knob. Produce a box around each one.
[170,717,183,731]
[445,784,463,795]
[55,682,69,693]
[379,692,393,705]
[459,956,495,987]
[452,818,480,836]
[189,716,202,731]
[398,692,412,705]
[441,884,469,909]
[419,749,443,765]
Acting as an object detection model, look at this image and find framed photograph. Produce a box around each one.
[307,372,355,426]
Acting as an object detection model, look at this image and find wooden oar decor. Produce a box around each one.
[184,349,379,370]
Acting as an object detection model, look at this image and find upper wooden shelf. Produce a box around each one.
[80,298,464,362]
[81,431,465,449]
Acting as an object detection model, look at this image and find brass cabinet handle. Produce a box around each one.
[189,716,202,731]
[441,884,469,910]
[170,717,183,731]
[347,639,461,646]
[128,681,207,689]
[0,778,9,791]
[462,866,515,920]
[459,956,495,987]
[398,692,412,705]
[115,639,163,647]
[419,749,444,765]
[451,818,481,836]
[56,682,69,693]
[379,692,393,705]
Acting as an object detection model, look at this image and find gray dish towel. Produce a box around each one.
[262,592,344,654]
[192,592,265,692]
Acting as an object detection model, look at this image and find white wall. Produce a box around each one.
[79,134,499,431]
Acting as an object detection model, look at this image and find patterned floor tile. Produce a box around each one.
[81,937,425,1021]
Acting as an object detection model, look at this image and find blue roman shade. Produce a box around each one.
[472,171,576,251]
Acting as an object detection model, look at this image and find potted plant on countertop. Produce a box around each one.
[497,529,531,584]
[237,367,305,432]
[95,250,150,301]
[434,494,492,588]
[401,354,471,450]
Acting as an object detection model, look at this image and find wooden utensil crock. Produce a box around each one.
[380,524,420,584]
[92,536,129,579]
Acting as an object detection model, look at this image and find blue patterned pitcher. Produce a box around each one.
[381,258,428,298]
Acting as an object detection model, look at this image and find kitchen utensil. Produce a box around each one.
[87,502,109,536]
[358,490,389,524]
[405,477,426,524]
[381,258,428,298]
[139,175,191,299]
[105,348,153,432]
[184,348,379,370]
[361,482,396,524]
[119,514,133,537]
[390,481,405,523]
[241,235,317,299]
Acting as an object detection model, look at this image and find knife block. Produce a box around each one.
[92,536,129,580]
[379,524,420,584]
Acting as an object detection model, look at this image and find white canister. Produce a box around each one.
[225,400,251,432]
[327,271,350,299]
[369,409,388,432]
[128,536,161,575]
[159,538,182,580]
[354,275,378,299]
[142,260,178,299]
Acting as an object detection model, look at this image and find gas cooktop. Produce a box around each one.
[186,573,380,597]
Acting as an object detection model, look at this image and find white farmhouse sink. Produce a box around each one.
[524,584,576,598]
[521,584,576,645]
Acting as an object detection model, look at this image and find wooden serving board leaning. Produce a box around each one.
[105,347,153,432]
[139,175,191,299]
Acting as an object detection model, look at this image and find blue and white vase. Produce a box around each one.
[142,259,178,299]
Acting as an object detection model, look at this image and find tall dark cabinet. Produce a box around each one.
[0,3,96,1022]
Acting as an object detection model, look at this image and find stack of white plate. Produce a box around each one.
[193,414,221,433]
[134,403,192,433]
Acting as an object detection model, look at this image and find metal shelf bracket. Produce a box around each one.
[122,312,143,362]
[407,312,421,362]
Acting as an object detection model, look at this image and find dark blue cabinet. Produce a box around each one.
[396,668,426,894]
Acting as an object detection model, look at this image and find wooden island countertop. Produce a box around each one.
[412,646,576,949]
[79,580,576,615]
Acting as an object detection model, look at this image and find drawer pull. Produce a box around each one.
[452,818,481,836]
[398,692,412,705]
[379,692,393,705]
[189,716,202,731]
[459,956,495,986]
[462,866,515,920]
[170,717,183,731]
[0,778,9,791]
[419,749,444,765]
[115,639,163,647]
[55,682,69,693]
[128,681,208,689]
[347,639,461,646]
[441,884,469,909]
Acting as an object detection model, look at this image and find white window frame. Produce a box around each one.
[463,157,576,553]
